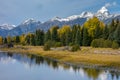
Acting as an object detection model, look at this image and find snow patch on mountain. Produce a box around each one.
[21,18,37,25]
[0,24,16,30]
[97,7,109,15]
[95,6,113,20]
[80,12,94,18]
[51,12,94,22]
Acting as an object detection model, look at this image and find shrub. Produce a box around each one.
[69,43,74,46]
[112,41,119,49]
[43,41,52,51]
[103,40,112,48]
[91,38,104,48]
[91,38,113,48]
[71,44,80,52]
[44,44,50,51]
[54,42,62,47]
[91,39,99,48]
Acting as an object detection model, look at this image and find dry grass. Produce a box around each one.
[1,45,120,68]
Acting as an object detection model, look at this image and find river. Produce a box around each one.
[0,52,119,80]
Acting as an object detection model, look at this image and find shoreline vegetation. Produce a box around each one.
[1,45,120,71]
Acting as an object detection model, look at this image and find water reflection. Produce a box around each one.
[0,52,120,80]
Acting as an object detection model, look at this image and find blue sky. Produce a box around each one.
[0,0,120,25]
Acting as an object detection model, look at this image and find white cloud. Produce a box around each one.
[105,2,117,8]
[105,3,111,7]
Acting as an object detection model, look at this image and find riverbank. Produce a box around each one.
[1,45,120,69]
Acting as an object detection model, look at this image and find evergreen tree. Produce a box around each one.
[30,34,35,45]
[44,30,51,43]
[80,27,84,46]
[114,23,120,45]
[82,27,91,46]
[94,24,102,39]
[35,29,44,46]
[50,26,59,42]
[15,36,20,43]
[75,25,82,45]
[102,25,109,39]
[3,37,7,44]
[108,19,117,40]
[65,27,72,45]
[72,25,78,44]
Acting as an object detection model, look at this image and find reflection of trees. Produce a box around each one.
[110,71,120,80]
[35,56,44,65]
[7,52,13,57]
[83,68,102,80]
[3,52,120,80]
[72,66,80,72]
[50,61,58,69]
[62,64,71,70]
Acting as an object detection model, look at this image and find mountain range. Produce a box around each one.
[0,6,120,37]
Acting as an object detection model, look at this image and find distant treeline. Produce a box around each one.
[0,17,120,49]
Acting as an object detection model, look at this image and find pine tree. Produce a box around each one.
[35,29,44,46]
[30,34,35,46]
[44,30,51,43]
[65,27,72,45]
[75,25,82,45]
[3,37,7,44]
[94,25,102,39]
[80,27,84,46]
[103,25,109,39]
[108,19,117,40]
[15,36,20,43]
[72,25,78,44]
[82,27,91,46]
[50,26,59,42]
[114,23,120,45]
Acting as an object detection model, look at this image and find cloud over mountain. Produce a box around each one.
[104,2,117,8]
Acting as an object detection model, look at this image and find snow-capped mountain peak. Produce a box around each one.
[51,16,62,21]
[80,12,94,18]
[0,24,16,30]
[22,18,36,25]
[51,12,94,22]
[67,15,81,20]
[51,16,71,22]
[97,7,109,14]
[96,7,111,20]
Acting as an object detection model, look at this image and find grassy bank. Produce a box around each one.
[1,45,120,69]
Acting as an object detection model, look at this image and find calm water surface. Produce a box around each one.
[0,52,120,80]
